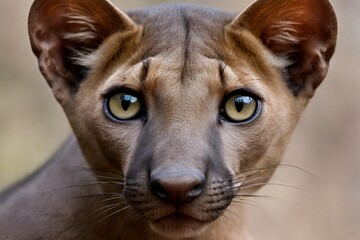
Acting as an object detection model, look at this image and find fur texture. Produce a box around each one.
[0,0,337,239]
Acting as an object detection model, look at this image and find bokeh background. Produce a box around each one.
[0,0,359,239]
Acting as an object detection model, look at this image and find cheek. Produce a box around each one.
[221,125,273,174]
[220,98,289,174]
[69,96,142,174]
[91,119,143,173]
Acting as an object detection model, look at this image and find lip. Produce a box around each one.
[149,212,211,239]
[153,212,209,224]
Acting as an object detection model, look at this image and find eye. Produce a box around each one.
[221,92,261,124]
[104,90,144,121]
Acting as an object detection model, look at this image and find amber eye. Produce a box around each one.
[104,91,144,121]
[222,92,261,123]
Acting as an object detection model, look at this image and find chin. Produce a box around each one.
[149,213,211,239]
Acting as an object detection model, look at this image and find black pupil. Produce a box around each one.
[120,95,133,111]
[234,96,253,112]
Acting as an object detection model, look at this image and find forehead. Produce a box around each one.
[84,4,287,107]
[128,4,235,60]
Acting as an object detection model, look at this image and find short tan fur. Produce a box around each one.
[0,0,337,239]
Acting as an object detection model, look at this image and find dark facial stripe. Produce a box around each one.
[180,8,190,84]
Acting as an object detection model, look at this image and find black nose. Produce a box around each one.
[150,168,205,206]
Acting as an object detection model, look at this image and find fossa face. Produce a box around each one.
[28,0,337,238]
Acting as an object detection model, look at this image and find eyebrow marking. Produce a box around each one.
[219,60,227,85]
[140,59,150,83]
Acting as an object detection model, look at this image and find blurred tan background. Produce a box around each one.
[0,0,359,239]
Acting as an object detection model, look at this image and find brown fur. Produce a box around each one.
[0,0,337,239]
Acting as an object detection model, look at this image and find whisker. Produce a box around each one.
[219,209,235,225]
[91,205,132,226]
[62,181,124,190]
[90,203,122,219]
[232,199,264,210]
[90,201,130,221]
[72,192,120,200]
[68,164,124,178]
[278,164,322,183]
[132,38,145,62]
[233,166,276,179]
[92,168,124,178]
[239,182,309,193]
[220,41,238,73]
[233,194,280,200]
[103,196,125,202]
[232,174,308,190]
[98,181,124,185]
[95,175,125,181]
[231,176,270,188]
[232,199,274,221]
[233,163,321,183]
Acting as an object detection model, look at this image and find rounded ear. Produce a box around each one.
[28,0,138,102]
[229,0,337,97]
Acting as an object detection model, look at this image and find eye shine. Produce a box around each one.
[105,91,143,121]
[222,92,261,124]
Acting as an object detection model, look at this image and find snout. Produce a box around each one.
[123,128,235,238]
[124,163,234,239]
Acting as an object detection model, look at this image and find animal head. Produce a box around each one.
[28,0,337,238]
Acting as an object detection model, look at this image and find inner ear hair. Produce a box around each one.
[28,0,138,102]
[228,0,337,97]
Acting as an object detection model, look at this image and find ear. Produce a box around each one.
[28,0,138,103]
[229,0,337,97]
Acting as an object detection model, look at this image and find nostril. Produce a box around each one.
[187,182,204,199]
[193,183,204,192]
[150,181,168,200]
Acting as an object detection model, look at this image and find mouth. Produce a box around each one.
[149,212,211,239]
